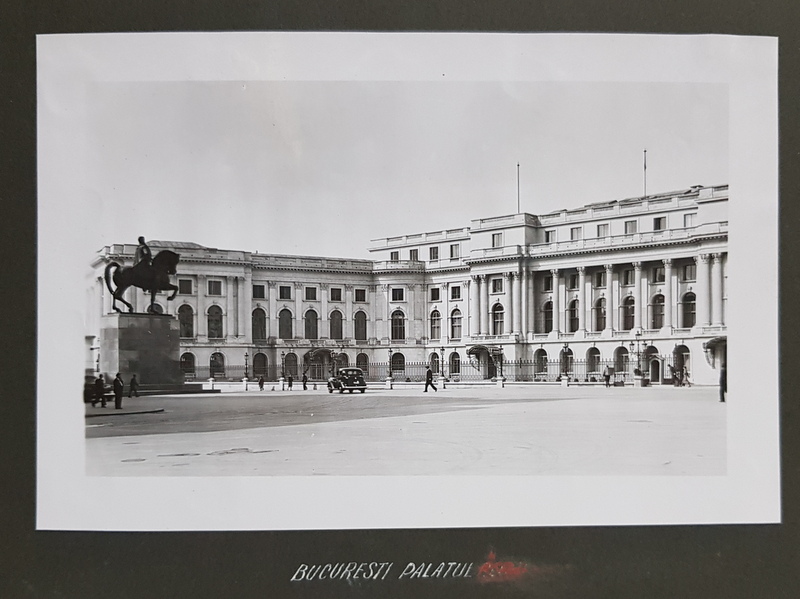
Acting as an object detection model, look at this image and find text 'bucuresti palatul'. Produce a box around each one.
[290,561,475,581]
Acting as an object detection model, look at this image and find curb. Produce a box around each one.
[85,408,165,418]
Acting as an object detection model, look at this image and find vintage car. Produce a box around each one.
[83,374,113,403]
[327,367,367,394]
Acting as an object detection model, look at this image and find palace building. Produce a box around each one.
[86,184,728,386]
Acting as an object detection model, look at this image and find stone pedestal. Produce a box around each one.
[99,313,183,385]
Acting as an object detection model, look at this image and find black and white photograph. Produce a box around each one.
[37,32,777,533]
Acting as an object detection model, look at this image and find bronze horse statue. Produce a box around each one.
[104,250,181,314]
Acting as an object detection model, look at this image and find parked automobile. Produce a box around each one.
[327,367,367,394]
[83,375,113,403]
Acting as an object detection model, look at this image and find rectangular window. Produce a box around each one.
[491,278,503,293]
[652,266,665,283]
[450,244,460,259]
[430,287,440,302]
[451,285,461,300]
[624,220,638,234]
[305,287,317,301]
[330,287,342,302]
[391,288,404,302]
[354,288,367,302]
[684,213,696,228]
[207,280,222,296]
[682,263,697,281]
[570,227,582,241]
[429,246,439,260]
[409,249,419,261]
[178,279,193,295]
[279,285,291,300]
[545,230,556,243]
[597,223,609,238]
[390,251,399,262]
[568,274,578,290]
[252,284,265,299]
[492,232,503,248]
[654,216,667,231]
[622,269,634,286]
[543,275,553,292]
[594,271,606,288]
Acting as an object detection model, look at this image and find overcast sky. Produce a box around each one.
[86,79,727,259]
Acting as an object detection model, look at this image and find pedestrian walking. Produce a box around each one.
[93,374,106,408]
[682,366,691,387]
[287,374,293,390]
[258,376,264,391]
[302,373,308,390]
[719,364,727,402]
[128,374,140,397]
[603,365,611,388]
[424,367,438,393]
[113,373,124,410]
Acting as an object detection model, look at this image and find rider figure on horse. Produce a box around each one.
[134,236,152,289]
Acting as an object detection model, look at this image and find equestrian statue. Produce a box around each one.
[104,236,180,314]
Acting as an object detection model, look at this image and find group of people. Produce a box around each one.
[256,373,311,391]
[91,373,139,409]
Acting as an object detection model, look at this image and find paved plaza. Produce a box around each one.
[85,384,726,476]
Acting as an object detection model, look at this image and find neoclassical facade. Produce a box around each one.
[87,184,727,385]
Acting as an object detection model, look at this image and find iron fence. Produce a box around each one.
[181,354,687,384]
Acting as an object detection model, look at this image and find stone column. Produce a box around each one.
[711,253,724,325]
[469,275,480,338]
[100,276,113,315]
[633,262,642,330]
[503,272,513,334]
[512,271,522,335]
[267,281,277,339]
[479,275,489,335]
[380,284,390,340]
[294,282,303,339]
[663,259,673,329]
[577,266,586,332]
[226,276,236,341]
[460,279,469,340]
[197,274,207,338]
[520,265,529,337]
[695,254,711,327]
[551,269,560,333]
[442,282,450,343]
[408,284,418,342]
[605,264,614,332]
[344,285,354,339]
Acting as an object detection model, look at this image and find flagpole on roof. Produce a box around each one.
[517,162,520,214]
[643,148,647,199]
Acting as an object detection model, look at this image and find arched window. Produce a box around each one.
[449,352,461,375]
[450,309,462,340]
[430,310,441,340]
[210,352,225,377]
[673,344,690,373]
[391,310,405,341]
[178,305,194,338]
[278,309,293,339]
[621,296,635,331]
[492,304,504,335]
[614,346,630,372]
[180,352,195,374]
[391,352,405,373]
[356,353,369,372]
[586,347,601,373]
[253,352,268,377]
[534,348,548,373]
[284,352,298,377]
[681,292,696,328]
[208,305,223,339]
[354,311,367,341]
[304,309,318,340]
[567,299,579,332]
[151,303,164,314]
[543,301,553,333]
[594,298,606,332]
[329,310,343,340]
[252,307,267,340]
[430,352,440,374]
[560,347,574,374]
[651,294,665,329]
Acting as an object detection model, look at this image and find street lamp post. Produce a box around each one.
[386,348,394,389]
[440,346,446,389]
[244,351,249,380]
[280,350,286,390]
